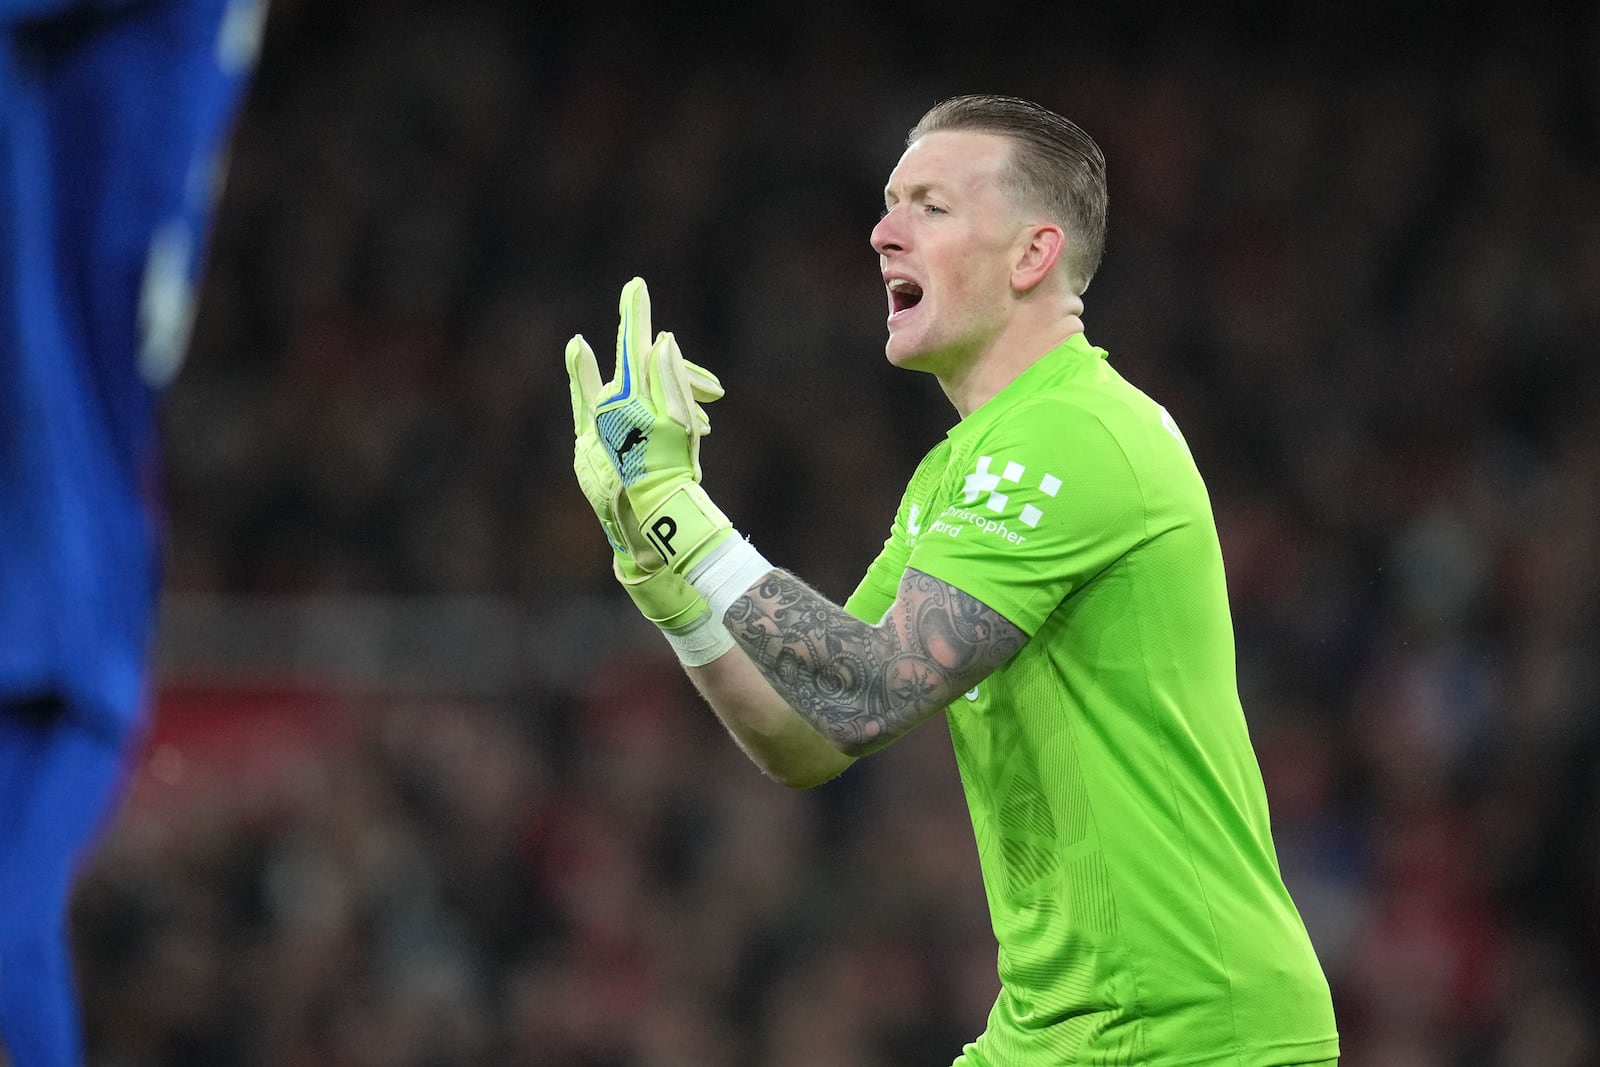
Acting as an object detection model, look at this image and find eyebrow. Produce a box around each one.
[882,182,942,206]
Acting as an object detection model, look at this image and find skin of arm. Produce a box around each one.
[687,565,1026,783]
[685,646,856,789]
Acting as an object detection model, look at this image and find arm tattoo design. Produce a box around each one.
[724,567,1026,755]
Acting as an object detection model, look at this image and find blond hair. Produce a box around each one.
[911,94,1108,294]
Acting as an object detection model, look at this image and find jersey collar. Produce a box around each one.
[948,332,1107,438]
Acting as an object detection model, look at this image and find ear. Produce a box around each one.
[1010,222,1067,294]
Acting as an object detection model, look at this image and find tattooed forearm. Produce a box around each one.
[723,567,1025,755]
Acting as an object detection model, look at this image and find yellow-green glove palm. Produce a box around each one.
[593,279,734,574]
[566,278,721,628]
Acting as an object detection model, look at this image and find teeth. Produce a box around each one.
[887,278,920,293]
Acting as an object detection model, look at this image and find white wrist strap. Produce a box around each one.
[660,611,736,667]
[688,532,774,621]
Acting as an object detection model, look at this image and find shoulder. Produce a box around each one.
[950,380,1204,529]
[958,391,1137,479]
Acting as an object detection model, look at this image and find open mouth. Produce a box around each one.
[888,278,924,318]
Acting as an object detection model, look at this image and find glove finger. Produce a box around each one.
[650,333,709,479]
[677,357,719,437]
[612,276,653,405]
[689,403,711,438]
[565,335,602,435]
[650,332,697,433]
[681,358,725,404]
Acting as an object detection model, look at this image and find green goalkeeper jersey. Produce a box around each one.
[844,334,1338,1066]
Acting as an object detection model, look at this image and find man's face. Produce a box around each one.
[870,130,1030,374]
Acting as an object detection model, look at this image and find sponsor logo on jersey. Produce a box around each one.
[920,456,1061,546]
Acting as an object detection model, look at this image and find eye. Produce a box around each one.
[924,202,947,216]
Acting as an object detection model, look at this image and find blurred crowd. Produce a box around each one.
[72,0,1600,1064]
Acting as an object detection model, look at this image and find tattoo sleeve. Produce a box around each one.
[723,567,1026,755]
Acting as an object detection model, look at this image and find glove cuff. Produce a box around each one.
[614,556,709,629]
[634,482,734,574]
[613,557,734,666]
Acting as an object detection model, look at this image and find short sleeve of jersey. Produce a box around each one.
[843,439,953,624]
[843,522,904,625]
[908,398,1145,636]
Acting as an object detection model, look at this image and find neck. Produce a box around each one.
[938,313,1085,418]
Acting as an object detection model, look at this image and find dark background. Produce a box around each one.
[74,0,1600,1063]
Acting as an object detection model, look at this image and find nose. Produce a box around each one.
[870,208,904,257]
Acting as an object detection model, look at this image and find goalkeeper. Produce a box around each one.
[567,94,1339,1066]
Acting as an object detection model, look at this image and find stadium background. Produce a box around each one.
[74,0,1599,1063]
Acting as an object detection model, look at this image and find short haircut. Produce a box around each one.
[910,94,1108,294]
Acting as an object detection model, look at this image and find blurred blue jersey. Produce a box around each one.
[0,0,262,740]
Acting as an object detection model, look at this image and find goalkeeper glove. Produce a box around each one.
[587,276,775,627]
[566,278,725,644]
[593,281,736,576]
